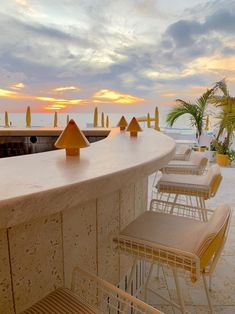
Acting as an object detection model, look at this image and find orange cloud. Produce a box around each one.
[0,86,144,109]
[53,86,80,92]
[93,89,145,104]
[37,96,83,105]
[0,88,19,98]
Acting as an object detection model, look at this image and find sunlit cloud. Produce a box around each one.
[0,0,235,112]
[0,88,85,105]
[141,69,179,80]
[36,96,83,105]
[53,86,81,92]
[184,55,235,76]
[10,82,25,90]
[15,0,39,17]
[93,89,145,104]
[0,88,20,98]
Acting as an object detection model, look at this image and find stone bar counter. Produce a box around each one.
[0,128,175,314]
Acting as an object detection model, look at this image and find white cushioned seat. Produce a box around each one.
[162,152,208,175]
[157,164,221,198]
[21,288,96,314]
[118,203,230,270]
[173,145,192,161]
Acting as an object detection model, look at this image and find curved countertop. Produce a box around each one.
[0,128,175,228]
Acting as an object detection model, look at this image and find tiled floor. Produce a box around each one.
[147,166,235,314]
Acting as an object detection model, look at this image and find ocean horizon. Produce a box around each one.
[0,107,199,132]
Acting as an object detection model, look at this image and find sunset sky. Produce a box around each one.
[0,0,234,113]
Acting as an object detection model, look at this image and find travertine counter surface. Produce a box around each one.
[0,128,175,313]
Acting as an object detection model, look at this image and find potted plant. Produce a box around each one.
[210,79,235,166]
[214,139,235,166]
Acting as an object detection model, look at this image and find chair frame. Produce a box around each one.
[71,266,162,313]
[114,206,231,314]
[152,171,222,221]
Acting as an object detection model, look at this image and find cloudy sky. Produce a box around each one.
[0,0,234,113]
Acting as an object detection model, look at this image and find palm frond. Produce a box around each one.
[166,101,201,134]
[213,78,229,96]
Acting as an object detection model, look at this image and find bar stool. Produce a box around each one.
[114,204,231,313]
[161,152,208,175]
[153,164,222,220]
[22,267,162,314]
[173,144,192,161]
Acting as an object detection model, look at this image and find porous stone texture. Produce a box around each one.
[63,200,97,288]
[8,213,63,313]
[135,177,148,218]
[1,176,149,313]
[0,229,14,314]
[97,192,120,284]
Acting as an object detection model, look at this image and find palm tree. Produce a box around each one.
[210,79,235,146]
[166,88,215,141]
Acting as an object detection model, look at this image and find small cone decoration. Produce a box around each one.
[26,106,31,128]
[126,117,142,137]
[154,106,160,131]
[54,112,58,127]
[67,114,70,125]
[147,113,151,128]
[117,116,128,131]
[4,111,9,128]
[106,115,109,128]
[93,107,98,127]
[55,119,90,156]
[101,112,105,127]
[205,115,209,131]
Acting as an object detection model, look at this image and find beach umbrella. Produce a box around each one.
[117,116,128,131]
[106,115,109,128]
[4,111,9,128]
[93,107,98,127]
[55,119,90,156]
[26,106,31,127]
[147,113,151,128]
[67,114,70,125]
[101,112,105,127]
[54,112,58,127]
[126,117,142,137]
[205,115,209,131]
[154,106,160,131]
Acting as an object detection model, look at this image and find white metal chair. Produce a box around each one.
[154,164,222,220]
[114,204,231,313]
[161,152,208,175]
[22,267,162,314]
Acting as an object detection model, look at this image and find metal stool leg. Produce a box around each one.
[172,268,186,314]
[144,263,154,302]
[202,274,214,313]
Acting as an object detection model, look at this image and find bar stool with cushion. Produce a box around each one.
[173,144,192,161]
[114,204,231,314]
[21,267,161,314]
[154,164,222,220]
[161,152,208,175]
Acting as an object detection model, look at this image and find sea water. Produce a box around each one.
[0,107,196,131]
